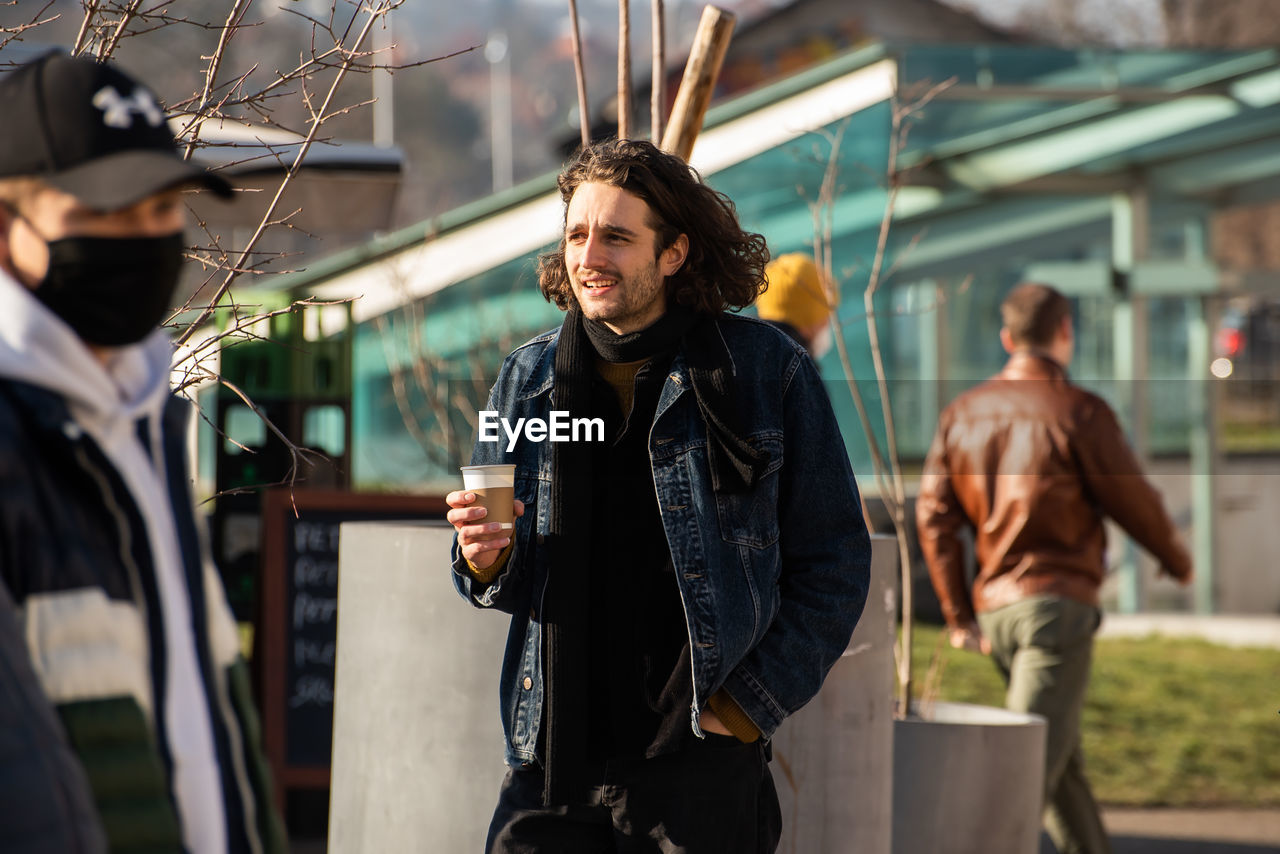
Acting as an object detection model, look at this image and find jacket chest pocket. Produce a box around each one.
[513,472,546,551]
[713,437,783,549]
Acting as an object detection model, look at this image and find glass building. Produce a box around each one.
[217,43,1280,613]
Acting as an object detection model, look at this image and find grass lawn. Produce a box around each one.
[905,621,1280,808]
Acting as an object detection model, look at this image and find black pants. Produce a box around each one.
[486,735,782,854]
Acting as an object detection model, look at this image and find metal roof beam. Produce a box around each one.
[935,83,1240,103]
[900,167,1138,196]
[937,96,1242,192]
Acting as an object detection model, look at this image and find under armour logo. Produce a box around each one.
[91,85,165,129]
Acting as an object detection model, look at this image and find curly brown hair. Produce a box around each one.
[537,139,769,315]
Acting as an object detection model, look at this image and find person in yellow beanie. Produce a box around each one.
[758,252,834,357]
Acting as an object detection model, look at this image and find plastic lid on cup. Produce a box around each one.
[460,464,516,489]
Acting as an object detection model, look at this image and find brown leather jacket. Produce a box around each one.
[916,351,1192,627]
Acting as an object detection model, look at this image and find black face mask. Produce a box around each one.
[33,232,184,347]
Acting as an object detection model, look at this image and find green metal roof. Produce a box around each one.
[897,45,1280,188]
[268,43,893,296]
[270,42,1280,311]
[281,40,1280,496]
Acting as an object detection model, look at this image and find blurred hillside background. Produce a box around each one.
[5,0,1279,263]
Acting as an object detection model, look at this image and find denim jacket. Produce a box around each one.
[451,313,870,768]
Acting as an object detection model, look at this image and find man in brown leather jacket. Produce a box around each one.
[916,283,1193,854]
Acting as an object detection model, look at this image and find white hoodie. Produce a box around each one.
[0,267,228,854]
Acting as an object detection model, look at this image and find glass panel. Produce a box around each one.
[341,45,1280,490]
[710,103,892,479]
[885,281,944,461]
[1146,296,1193,454]
[1217,294,1280,453]
[351,101,895,490]
[303,405,346,456]
[223,404,265,455]
[195,387,217,502]
[351,279,560,490]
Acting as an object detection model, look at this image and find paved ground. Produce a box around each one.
[1108,808,1280,853]
[1035,808,1280,854]
[297,809,1280,853]
[1098,614,1280,649]
[297,616,1280,853]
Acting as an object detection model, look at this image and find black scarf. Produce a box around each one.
[582,306,693,363]
[541,305,770,804]
[585,303,771,492]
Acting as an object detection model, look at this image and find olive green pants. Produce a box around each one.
[978,595,1111,854]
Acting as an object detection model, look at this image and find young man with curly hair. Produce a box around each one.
[446,139,871,853]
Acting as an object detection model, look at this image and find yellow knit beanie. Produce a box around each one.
[757,253,833,329]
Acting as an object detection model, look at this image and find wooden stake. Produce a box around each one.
[651,0,665,143]
[618,0,632,140]
[567,0,591,149]
[659,5,735,161]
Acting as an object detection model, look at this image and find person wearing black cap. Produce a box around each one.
[0,52,285,854]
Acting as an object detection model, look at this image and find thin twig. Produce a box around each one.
[183,0,253,160]
[806,78,960,718]
[0,1,59,54]
[812,121,894,508]
[861,79,956,715]
[216,376,325,492]
[99,0,147,61]
[71,0,100,54]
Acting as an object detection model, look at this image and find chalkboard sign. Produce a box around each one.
[259,489,448,793]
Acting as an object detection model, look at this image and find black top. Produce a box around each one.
[585,353,694,760]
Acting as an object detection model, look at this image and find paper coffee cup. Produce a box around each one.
[460,464,516,532]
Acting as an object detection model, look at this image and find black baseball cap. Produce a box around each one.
[0,50,232,211]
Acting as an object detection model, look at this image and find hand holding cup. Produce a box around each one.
[447,465,524,570]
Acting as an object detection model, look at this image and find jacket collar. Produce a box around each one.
[0,376,183,444]
[1000,349,1068,382]
[515,329,559,401]
[0,379,74,435]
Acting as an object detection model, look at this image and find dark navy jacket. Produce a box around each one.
[0,379,285,854]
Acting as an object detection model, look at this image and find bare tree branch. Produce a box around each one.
[805,77,961,717]
[72,0,100,54]
[0,1,59,54]
[182,0,253,160]
[175,0,398,347]
[10,0,470,498]
[209,376,326,496]
[98,0,148,61]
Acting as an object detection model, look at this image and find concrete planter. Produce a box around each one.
[772,534,897,854]
[327,525,904,853]
[892,701,1047,854]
